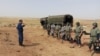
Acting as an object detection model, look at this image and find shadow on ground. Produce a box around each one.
[24,43,40,47]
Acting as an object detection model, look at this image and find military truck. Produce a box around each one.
[40,14,73,29]
[40,17,48,29]
[47,14,73,26]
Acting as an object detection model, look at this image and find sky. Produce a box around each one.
[0,0,100,19]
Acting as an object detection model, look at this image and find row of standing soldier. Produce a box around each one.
[46,22,100,51]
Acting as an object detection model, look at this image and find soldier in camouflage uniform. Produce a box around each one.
[50,23,55,37]
[74,22,83,47]
[47,24,51,36]
[55,24,61,38]
[84,22,100,51]
[59,24,66,43]
[65,23,72,41]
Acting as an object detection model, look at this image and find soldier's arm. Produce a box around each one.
[79,26,85,37]
[81,26,91,35]
[83,31,90,35]
[22,23,25,27]
[79,28,83,38]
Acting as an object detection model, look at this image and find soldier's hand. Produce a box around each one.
[83,31,87,34]
[22,24,25,27]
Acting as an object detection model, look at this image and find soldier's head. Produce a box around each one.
[19,19,23,24]
[76,22,80,26]
[92,22,98,28]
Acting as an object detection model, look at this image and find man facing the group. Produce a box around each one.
[17,19,25,46]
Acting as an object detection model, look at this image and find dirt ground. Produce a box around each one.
[0,18,100,56]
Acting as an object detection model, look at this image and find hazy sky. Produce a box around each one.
[0,0,100,19]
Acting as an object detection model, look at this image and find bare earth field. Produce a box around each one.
[0,18,100,56]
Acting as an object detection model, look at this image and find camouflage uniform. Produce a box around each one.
[65,23,72,41]
[50,24,55,36]
[60,26,66,37]
[55,24,61,38]
[47,24,51,36]
[59,25,66,43]
[74,22,83,46]
[89,22,100,49]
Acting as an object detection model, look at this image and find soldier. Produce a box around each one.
[59,24,66,43]
[84,22,100,51]
[42,19,46,29]
[17,19,25,46]
[50,23,55,37]
[74,22,83,47]
[65,23,72,41]
[55,24,61,38]
[47,24,51,36]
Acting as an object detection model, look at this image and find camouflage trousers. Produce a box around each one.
[74,35,81,45]
[89,37,97,49]
[54,30,60,38]
[60,31,66,39]
[65,32,71,40]
[50,29,55,36]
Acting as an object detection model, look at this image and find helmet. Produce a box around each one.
[92,22,97,27]
[76,22,80,26]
